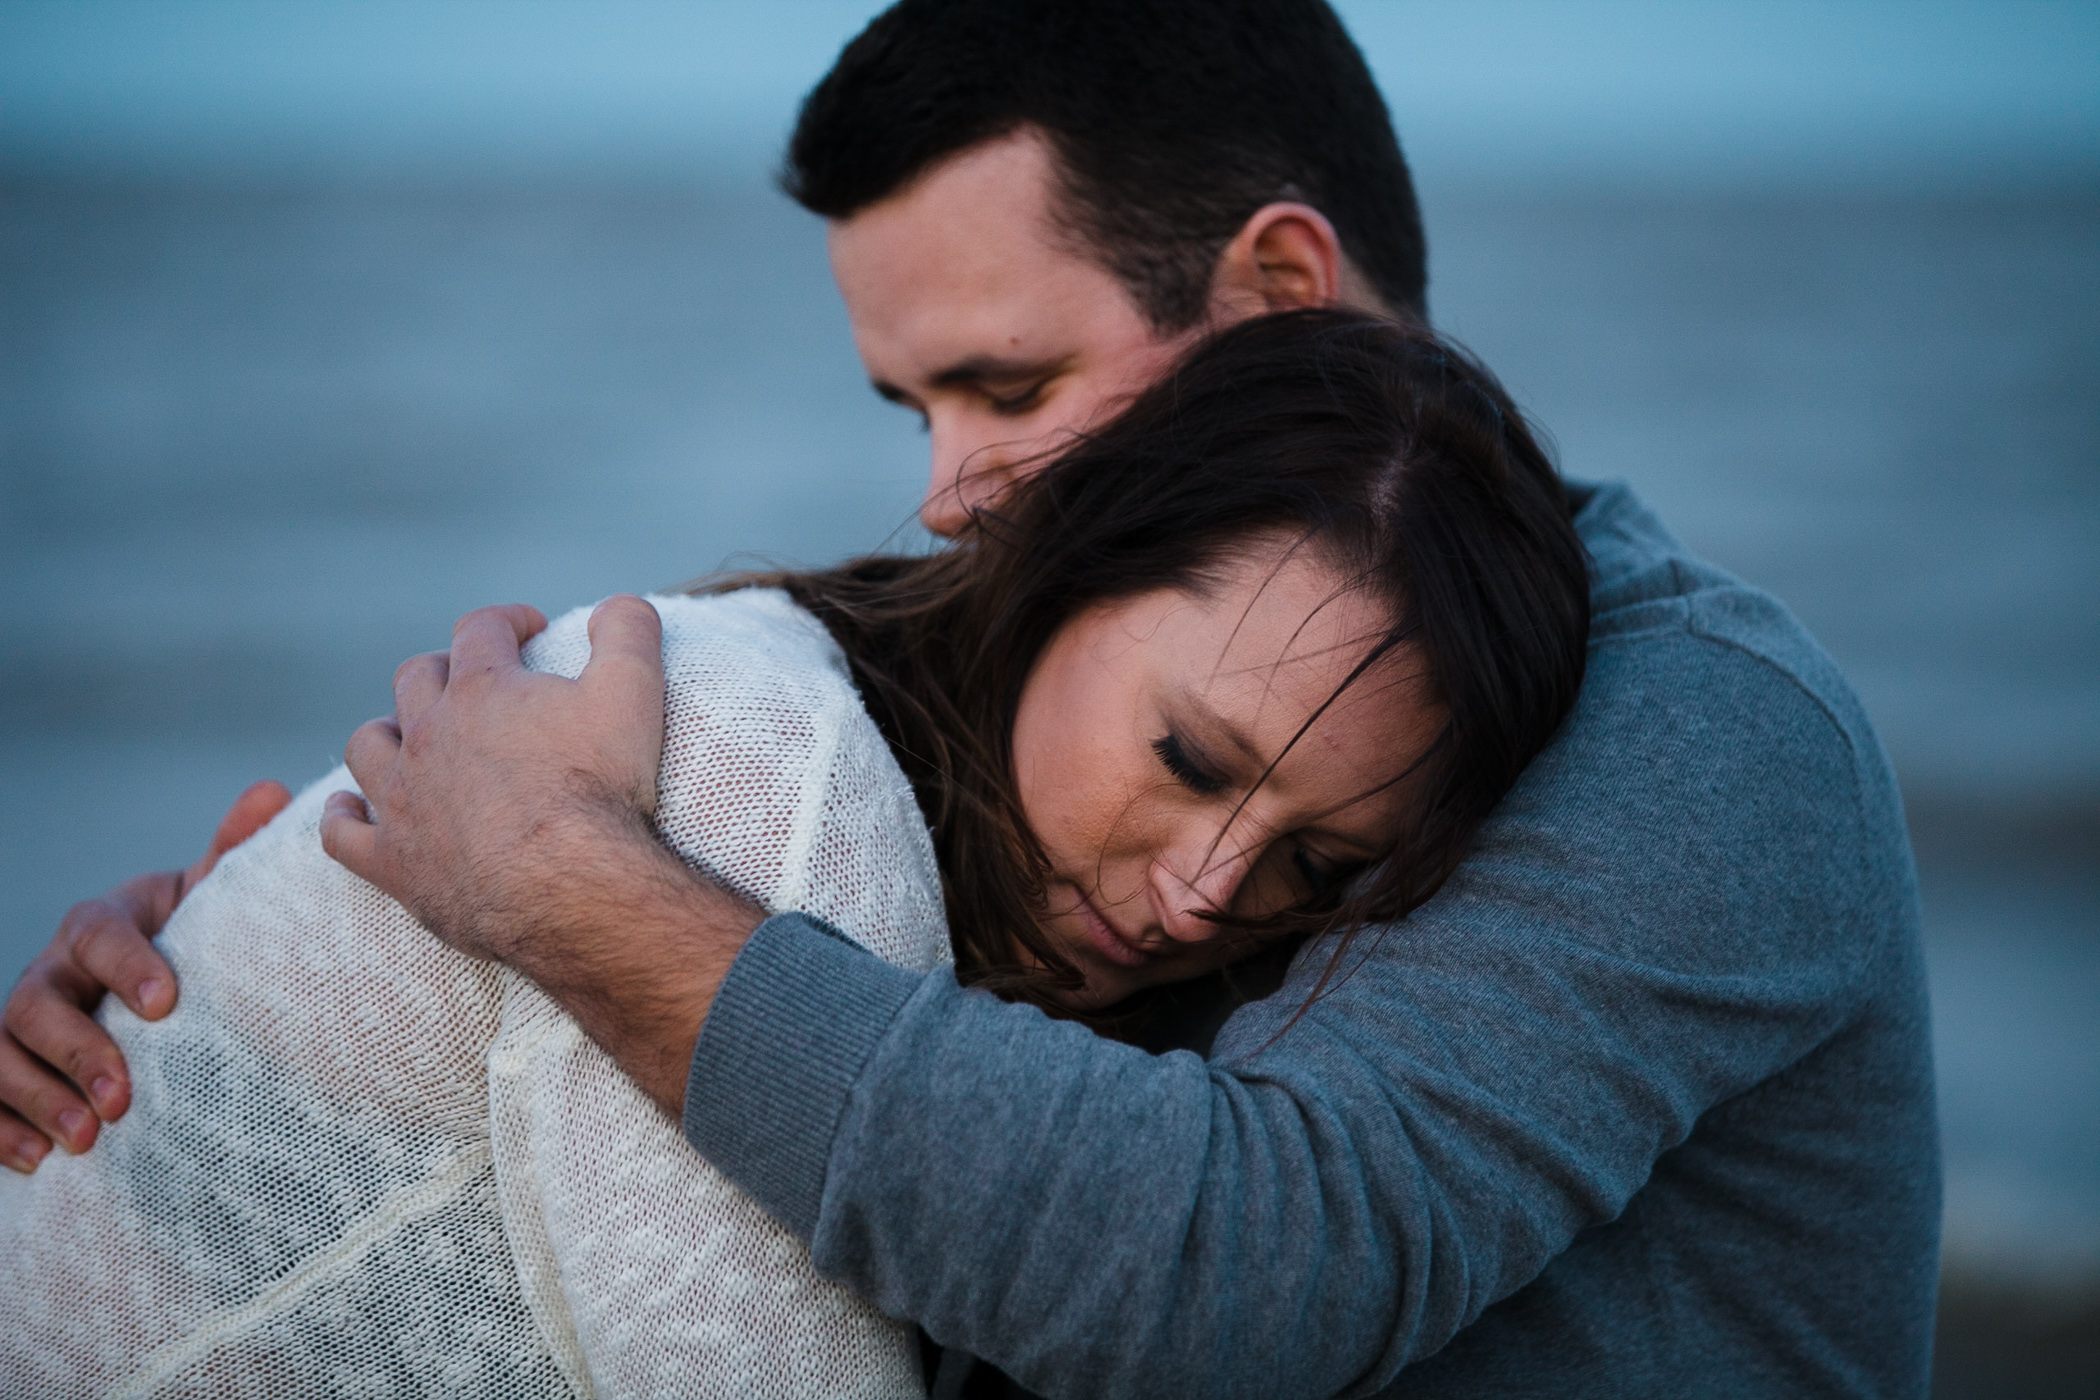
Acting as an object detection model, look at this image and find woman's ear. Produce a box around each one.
[1207,201,1352,322]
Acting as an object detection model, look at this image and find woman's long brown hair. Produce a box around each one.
[698,310,1590,1028]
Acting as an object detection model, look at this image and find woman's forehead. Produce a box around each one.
[1133,552,1428,769]
[1166,545,1390,673]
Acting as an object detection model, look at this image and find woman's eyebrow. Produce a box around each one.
[1177,690,1266,770]
[1181,690,1402,853]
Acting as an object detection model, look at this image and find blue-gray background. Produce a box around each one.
[3,0,2095,1359]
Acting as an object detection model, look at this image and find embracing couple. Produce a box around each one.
[0,2,1938,1397]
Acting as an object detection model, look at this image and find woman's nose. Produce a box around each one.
[1153,839,1258,945]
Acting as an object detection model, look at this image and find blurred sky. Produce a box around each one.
[3,0,2096,188]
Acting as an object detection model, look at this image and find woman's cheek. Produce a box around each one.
[1017,717,1114,877]
[1045,749,1125,873]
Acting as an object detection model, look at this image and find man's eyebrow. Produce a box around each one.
[926,353,1070,389]
[870,355,1072,406]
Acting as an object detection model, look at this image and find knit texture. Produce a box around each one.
[0,588,946,1399]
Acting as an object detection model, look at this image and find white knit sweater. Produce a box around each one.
[0,590,948,1399]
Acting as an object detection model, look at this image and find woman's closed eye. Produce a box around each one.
[1152,732,1226,795]
[1291,846,1359,901]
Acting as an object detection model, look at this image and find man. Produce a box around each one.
[4,2,1938,1396]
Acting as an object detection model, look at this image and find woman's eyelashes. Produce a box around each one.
[1152,732,1227,795]
[1292,846,1352,898]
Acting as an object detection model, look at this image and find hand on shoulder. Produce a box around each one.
[320,594,760,1115]
[318,597,665,962]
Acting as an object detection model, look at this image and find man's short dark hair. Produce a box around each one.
[784,0,1428,331]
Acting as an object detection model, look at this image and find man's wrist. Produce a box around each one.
[683,912,924,1236]
[500,802,765,1115]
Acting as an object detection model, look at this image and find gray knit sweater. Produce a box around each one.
[684,482,1939,1399]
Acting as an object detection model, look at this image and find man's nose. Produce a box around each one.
[920,420,1023,538]
[919,435,974,537]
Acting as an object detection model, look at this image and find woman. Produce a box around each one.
[0,311,1588,1398]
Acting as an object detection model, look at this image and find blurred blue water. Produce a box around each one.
[1,173,2095,1288]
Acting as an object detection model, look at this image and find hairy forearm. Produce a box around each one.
[460,802,765,1116]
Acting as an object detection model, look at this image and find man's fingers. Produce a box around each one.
[185,780,293,893]
[583,595,668,814]
[393,651,449,723]
[65,900,178,1023]
[0,1105,53,1175]
[449,603,547,679]
[0,1029,103,1155]
[343,717,402,795]
[581,594,666,708]
[318,790,379,880]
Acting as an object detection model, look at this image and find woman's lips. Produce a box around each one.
[1074,890,1157,970]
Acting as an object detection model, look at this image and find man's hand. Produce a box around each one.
[320,596,764,1116]
[0,779,291,1172]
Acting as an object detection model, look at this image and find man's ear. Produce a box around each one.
[1208,201,1361,321]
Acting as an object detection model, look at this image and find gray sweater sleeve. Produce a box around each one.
[684,601,1932,1399]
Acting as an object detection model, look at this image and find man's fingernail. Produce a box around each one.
[21,1140,47,1169]
[90,1077,118,1113]
[57,1109,88,1140]
[138,979,163,1006]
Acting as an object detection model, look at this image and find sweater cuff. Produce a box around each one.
[682,910,922,1239]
